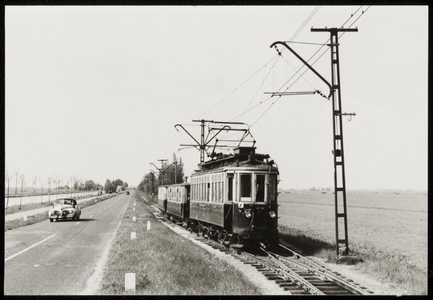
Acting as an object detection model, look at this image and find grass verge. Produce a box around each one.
[98,191,263,295]
[279,225,427,295]
[4,195,117,231]
[5,202,53,215]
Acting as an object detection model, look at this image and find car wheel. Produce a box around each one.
[50,218,53,223]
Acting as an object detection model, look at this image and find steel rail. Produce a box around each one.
[249,248,325,295]
[277,243,370,295]
[236,251,317,295]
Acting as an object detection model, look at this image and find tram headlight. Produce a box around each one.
[244,209,252,218]
[269,211,276,218]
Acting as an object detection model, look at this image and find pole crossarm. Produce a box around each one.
[311,27,358,32]
[149,162,162,172]
[205,125,231,146]
[264,91,317,96]
[270,41,333,98]
[162,162,176,173]
[149,169,159,178]
[175,124,201,147]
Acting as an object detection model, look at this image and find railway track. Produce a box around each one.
[139,194,373,295]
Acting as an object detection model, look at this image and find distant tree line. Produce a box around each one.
[4,165,111,209]
[104,178,129,193]
[138,153,184,194]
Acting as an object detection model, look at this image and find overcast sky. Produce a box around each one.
[5,6,428,190]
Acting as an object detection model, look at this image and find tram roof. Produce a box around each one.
[192,146,278,175]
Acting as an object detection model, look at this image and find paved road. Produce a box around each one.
[4,192,133,295]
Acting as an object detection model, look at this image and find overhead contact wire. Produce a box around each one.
[199,54,279,118]
[239,54,281,120]
[249,6,370,126]
[289,6,321,42]
[276,6,368,96]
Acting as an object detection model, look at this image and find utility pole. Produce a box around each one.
[175,119,213,164]
[157,159,167,185]
[174,161,177,184]
[175,120,234,165]
[150,159,175,186]
[15,172,18,195]
[311,27,357,256]
[270,27,357,256]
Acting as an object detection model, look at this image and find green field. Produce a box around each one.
[277,189,427,294]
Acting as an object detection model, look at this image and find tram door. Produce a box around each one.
[185,185,191,219]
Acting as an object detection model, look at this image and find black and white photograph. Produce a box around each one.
[4,5,428,295]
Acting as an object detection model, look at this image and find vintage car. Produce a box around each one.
[49,198,81,222]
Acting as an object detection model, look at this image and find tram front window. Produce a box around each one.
[240,174,252,201]
[256,174,265,202]
[267,174,277,203]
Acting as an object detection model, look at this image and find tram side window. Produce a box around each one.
[227,174,233,202]
[256,174,265,202]
[240,174,252,201]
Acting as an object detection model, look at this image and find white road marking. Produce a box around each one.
[5,234,56,262]
[89,215,93,218]
[81,202,128,295]
[74,222,81,226]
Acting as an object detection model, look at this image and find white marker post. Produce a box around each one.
[134,203,136,206]
[125,273,136,292]
[147,221,151,231]
[131,232,136,239]
[132,216,136,222]
[133,208,135,211]
[23,216,27,221]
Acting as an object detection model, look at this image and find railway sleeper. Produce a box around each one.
[299,276,321,281]
[315,286,350,291]
[321,290,353,295]
[256,268,271,272]
[266,275,283,280]
[308,281,339,286]
[281,286,310,294]
[278,282,298,287]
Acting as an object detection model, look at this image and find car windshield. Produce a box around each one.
[54,199,75,205]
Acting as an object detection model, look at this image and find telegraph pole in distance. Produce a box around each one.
[150,159,177,186]
[311,27,357,256]
[157,159,167,185]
